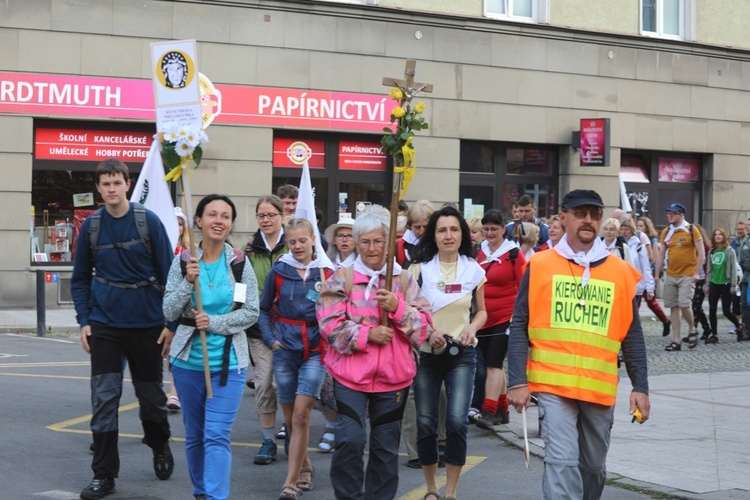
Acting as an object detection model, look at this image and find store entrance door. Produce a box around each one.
[336,179,386,221]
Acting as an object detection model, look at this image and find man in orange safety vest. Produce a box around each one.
[507,189,650,500]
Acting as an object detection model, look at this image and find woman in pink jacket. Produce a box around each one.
[316,205,432,500]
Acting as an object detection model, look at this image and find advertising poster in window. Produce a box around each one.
[338,141,386,171]
[657,158,700,182]
[579,118,610,167]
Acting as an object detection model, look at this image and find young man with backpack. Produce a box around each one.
[654,203,705,351]
[71,158,175,499]
[505,194,549,247]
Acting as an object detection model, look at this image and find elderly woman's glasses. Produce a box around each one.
[358,239,386,249]
[336,234,354,240]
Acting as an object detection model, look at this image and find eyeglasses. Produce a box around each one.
[482,226,501,233]
[336,234,354,240]
[568,208,603,221]
[358,239,387,249]
[255,213,281,220]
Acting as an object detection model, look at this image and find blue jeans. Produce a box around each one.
[414,347,476,466]
[172,366,246,500]
[272,348,325,403]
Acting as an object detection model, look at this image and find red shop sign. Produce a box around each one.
[658,158,700,182]
[338,141,386,171]
[35,128,152,162]
[579,118,610,167]
[273,138,325,168]
[0,71,395,133]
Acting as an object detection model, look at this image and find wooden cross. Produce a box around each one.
[382,59,434,95]
[379,60,433,326]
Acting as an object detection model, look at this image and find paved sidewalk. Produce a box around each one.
[0,308,79,334]
[496,371,750,499]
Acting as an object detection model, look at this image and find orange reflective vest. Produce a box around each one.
[526,250,641,406]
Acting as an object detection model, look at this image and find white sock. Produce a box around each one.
[261,426,274,441]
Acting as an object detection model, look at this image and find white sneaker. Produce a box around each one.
[167,395,181,411]
[467,407,480,424]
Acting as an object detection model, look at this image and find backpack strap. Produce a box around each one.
[274,271,284,305]
[508,247,520,266]
[399,270,409,294]
[88,207,104,261]
[344,266,354,296]
[89,203,151,261]
[230,248,245,284]
[132,203,152,256]
[615,236,625,256]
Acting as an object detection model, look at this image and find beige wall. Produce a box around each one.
[550,0,639,36]
[695,0,750,49]
[3,0,750,305]
[379,0,481,17]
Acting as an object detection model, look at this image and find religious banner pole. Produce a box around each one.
[380,60,433,325]
[150,40,214,397]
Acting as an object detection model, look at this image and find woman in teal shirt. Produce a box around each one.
[706,227,740,344]
[163,194,259,500]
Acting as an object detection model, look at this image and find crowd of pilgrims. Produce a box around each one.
[161,187,743,500]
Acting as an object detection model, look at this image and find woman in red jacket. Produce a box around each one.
[474,209,526,429]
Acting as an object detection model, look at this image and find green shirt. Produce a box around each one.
[710,247,728,285]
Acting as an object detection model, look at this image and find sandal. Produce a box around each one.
[296,466,314,491]
[317,431,335,453]
[707,334,718,344]
[278,484,300,500]
[422,492,441,500]
[686,334,698,349]
[665,341,681,351]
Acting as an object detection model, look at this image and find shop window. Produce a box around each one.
[621,150,702,223]
[485,0,549,23]
[641,0,694,40]
[272,133,389,228]
[506,148,554,176]
[31,122,154,265]
[620,155,650,183]
[459,141,558,220]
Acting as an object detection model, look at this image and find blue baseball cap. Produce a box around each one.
[666,203,686,214]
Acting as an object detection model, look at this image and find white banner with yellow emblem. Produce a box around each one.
[150,39,202,131]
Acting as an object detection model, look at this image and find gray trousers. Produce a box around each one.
[538,393,615,500]
[330,380,408,500]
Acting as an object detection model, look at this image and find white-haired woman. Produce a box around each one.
[317,205,432,500]
[601,217,633,264]
[397,199,436,267]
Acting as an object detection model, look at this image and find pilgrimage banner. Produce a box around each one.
[150,39,202,131]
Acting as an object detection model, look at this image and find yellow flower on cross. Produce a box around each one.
[392,106,406,118]
[414,102,426,114]
[390,88,404,100]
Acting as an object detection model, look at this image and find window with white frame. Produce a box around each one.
[485,0,549,23]
[641,0,694,40]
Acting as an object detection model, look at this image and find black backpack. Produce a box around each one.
[88,203,158,290]
[89,203,151,261]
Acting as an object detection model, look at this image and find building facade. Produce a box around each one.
[1,0,749,306]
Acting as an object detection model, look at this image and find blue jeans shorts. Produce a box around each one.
[272,347,325,404]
